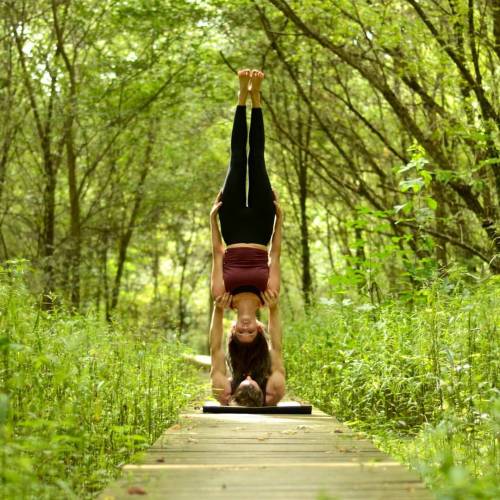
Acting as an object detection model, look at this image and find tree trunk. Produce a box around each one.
[493,0,500,60]
[108,122,155,317]
[42,158,57,309]
[354,227,366,290]
[298,158,312,306]
[52,0,81,310]
[101,230,110,320]
[263,0,500,266]
[433,183,448,271]
[0,18,17,261]
[10,5,60,308]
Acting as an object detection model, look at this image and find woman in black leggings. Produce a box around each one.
[209,69,285,406]
[218,88,275,246]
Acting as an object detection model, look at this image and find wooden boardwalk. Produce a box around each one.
[99,404,432,499]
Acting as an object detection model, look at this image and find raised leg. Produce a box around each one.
[219,70,251,244]
[221,105,247,208]
[247,71,275,245]
[221,69,251,208]
[248,107,273,207]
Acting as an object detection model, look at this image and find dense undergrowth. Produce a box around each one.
[1,261,498,499]
[285,274,499,499]
[0,265,201,499]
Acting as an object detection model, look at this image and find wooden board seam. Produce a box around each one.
[123,462,402,470]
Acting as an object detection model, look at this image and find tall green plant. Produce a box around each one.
[285,274,499,498]
[0,263,201,498]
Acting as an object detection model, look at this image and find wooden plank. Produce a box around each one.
[99,404,433,500]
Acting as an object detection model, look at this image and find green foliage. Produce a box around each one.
[285,275,500,498]
[0,0,499,495]
[0,263,201,499]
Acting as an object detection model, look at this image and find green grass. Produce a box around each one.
[2,260,498,498]
[285,275,499,499]
[0,264,201,499]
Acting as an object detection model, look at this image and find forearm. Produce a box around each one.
[211,250,226,297]
[209,303,230,404]
[209,305,225,351]
[210,217,224,253]
[268,305,282,352]
[267,218,282,293]
[269,218,282,258]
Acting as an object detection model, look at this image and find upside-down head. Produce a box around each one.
[227,328,271,407]
[231,318,265,344]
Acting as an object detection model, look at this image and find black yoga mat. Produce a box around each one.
[203,404,312,414]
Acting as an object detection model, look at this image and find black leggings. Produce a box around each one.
[219,106,275,245]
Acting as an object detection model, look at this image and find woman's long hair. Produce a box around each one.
[227,326,271,403]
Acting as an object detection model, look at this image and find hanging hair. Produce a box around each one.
[227,327,271,406]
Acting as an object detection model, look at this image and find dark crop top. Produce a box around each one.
[223,247,269,298]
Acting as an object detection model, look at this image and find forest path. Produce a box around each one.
[99,403,432,499]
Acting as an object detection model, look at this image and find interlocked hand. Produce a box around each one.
[214,292,232,310]
[261,289,279,310]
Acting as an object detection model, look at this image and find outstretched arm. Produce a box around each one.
[209,293,232,404]
[210,192,226,298]
[267,192,282,293]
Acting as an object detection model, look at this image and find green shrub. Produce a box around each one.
[0,263,200,499]
[285,276,499,499]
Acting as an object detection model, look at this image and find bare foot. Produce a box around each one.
[249,70,264,108]
[238,69,251,105]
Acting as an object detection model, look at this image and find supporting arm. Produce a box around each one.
[267,193,282,293]
[210,192,226,297]
[261,292,286,406]
[209,294,232,405]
